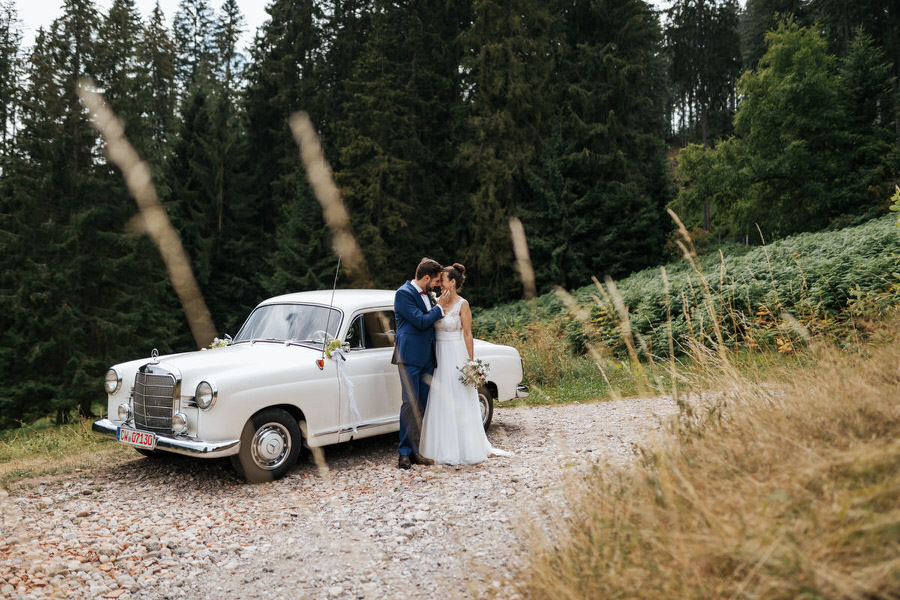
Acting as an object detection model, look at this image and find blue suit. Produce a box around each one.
[393,281,443,456]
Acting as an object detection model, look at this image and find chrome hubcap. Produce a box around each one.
[251,422,291,470]
[479,392,489,424]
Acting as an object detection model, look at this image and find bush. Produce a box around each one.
[475,215,900,360]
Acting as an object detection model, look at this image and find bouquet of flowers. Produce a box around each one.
[205,336,231,350]
[324,338,349,359]
[457,358,490,388]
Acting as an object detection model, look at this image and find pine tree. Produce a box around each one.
[834,28,898,217]
[333,0,472,289]
[245,0,336,297]
[205,0,259,331]
[95,0,149,154]
[665,0,742,146]
[521,122,583,291]
[172,0,216,90]
[809,0,900,153]
[457,0,553,302]
[739,0,811,68]
[214,0,245,102]
[137,1,177,166]
[0,1,103,424]
[523,0,671,286]
[0,1,22,155]
[165,84,219,293]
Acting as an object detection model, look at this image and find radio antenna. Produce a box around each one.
[320,255,341,366]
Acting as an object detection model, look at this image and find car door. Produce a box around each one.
[337,309,401,440]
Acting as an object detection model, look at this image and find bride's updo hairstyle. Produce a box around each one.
[443,263,466,291]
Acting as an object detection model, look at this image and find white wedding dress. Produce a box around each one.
[420,298,510,465]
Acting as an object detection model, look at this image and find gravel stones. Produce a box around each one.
[0,397,677,599]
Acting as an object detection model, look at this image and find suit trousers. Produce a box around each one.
[397,363,433,456]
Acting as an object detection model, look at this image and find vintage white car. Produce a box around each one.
[93,289,527,482]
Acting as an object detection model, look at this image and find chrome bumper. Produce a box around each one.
[92,418,240,458]
[516,384,529,398]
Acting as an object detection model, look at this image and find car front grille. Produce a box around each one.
[133,368,177,433]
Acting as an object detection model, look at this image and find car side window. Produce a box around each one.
[346,316,364,349]
[363,311,396,348]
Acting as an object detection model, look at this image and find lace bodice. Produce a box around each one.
[435,298,465,334]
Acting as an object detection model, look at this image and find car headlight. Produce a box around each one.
[172,412,188,435]
[105,368,122,395]
[117,403,131,421]
[195,381,217,410]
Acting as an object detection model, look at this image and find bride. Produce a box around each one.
[420,263,510,465]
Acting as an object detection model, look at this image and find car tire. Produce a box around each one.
[231,408,302,483]
[478,386,494,430]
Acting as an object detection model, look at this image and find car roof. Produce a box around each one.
[258,289,397,314]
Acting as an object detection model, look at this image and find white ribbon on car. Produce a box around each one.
[330,346,362,433]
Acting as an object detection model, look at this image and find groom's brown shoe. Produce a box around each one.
[410,452,434,466]
[398,455,411,469]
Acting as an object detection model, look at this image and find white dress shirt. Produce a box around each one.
[412,281,443,315]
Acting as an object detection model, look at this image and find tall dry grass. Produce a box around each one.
[501,211,899,599]
[509,318,900,600]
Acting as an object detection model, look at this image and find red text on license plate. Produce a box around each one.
[117,427,156,449]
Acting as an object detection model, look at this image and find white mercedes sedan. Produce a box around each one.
[93,290,527,482]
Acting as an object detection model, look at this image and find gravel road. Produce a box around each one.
[0,398,678,600]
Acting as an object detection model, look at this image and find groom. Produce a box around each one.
[393,258,450,469]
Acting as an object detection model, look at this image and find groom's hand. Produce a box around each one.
[437,292,452,311]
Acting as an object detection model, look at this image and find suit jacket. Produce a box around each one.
[392,281,443,368]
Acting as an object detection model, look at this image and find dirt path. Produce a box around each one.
[0,398,678,599]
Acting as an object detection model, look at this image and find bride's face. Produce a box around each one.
[442,272,457,293]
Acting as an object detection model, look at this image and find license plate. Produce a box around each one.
[117,427,157,450]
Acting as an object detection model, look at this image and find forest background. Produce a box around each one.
[0,0,897,426]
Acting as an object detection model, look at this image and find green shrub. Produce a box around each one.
[475,215,900,359]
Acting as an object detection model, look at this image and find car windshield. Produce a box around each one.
[233,304,342,345]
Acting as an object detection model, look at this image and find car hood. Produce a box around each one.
[114,342,324,381]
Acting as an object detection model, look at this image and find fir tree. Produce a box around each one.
[245,0,334,297]
[0,1,103,423]
[665,0,742,146]
[835,28,898,217]
[95,0,149,154]
[0,1,22,155]
[137,1,177,165]
[172,0,216,90]
[334,0,472,289]
[457,0,553,302]
[525,0,671,285]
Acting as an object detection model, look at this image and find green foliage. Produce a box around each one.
[475,215,900,361]
[665,0,742,145]
[456,0,551,303]
[2,0,900,430]
[673,20,899,239]
[520,0,673,294]
[245,0,333,298]
[331,0,471,290]
[0,1,22,153]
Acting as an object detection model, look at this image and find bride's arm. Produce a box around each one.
[460,300,474,361]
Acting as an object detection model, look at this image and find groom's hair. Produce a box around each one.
[415,257,442,280]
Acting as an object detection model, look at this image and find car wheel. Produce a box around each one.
[478,386,494,430]
[231,408,302,483]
